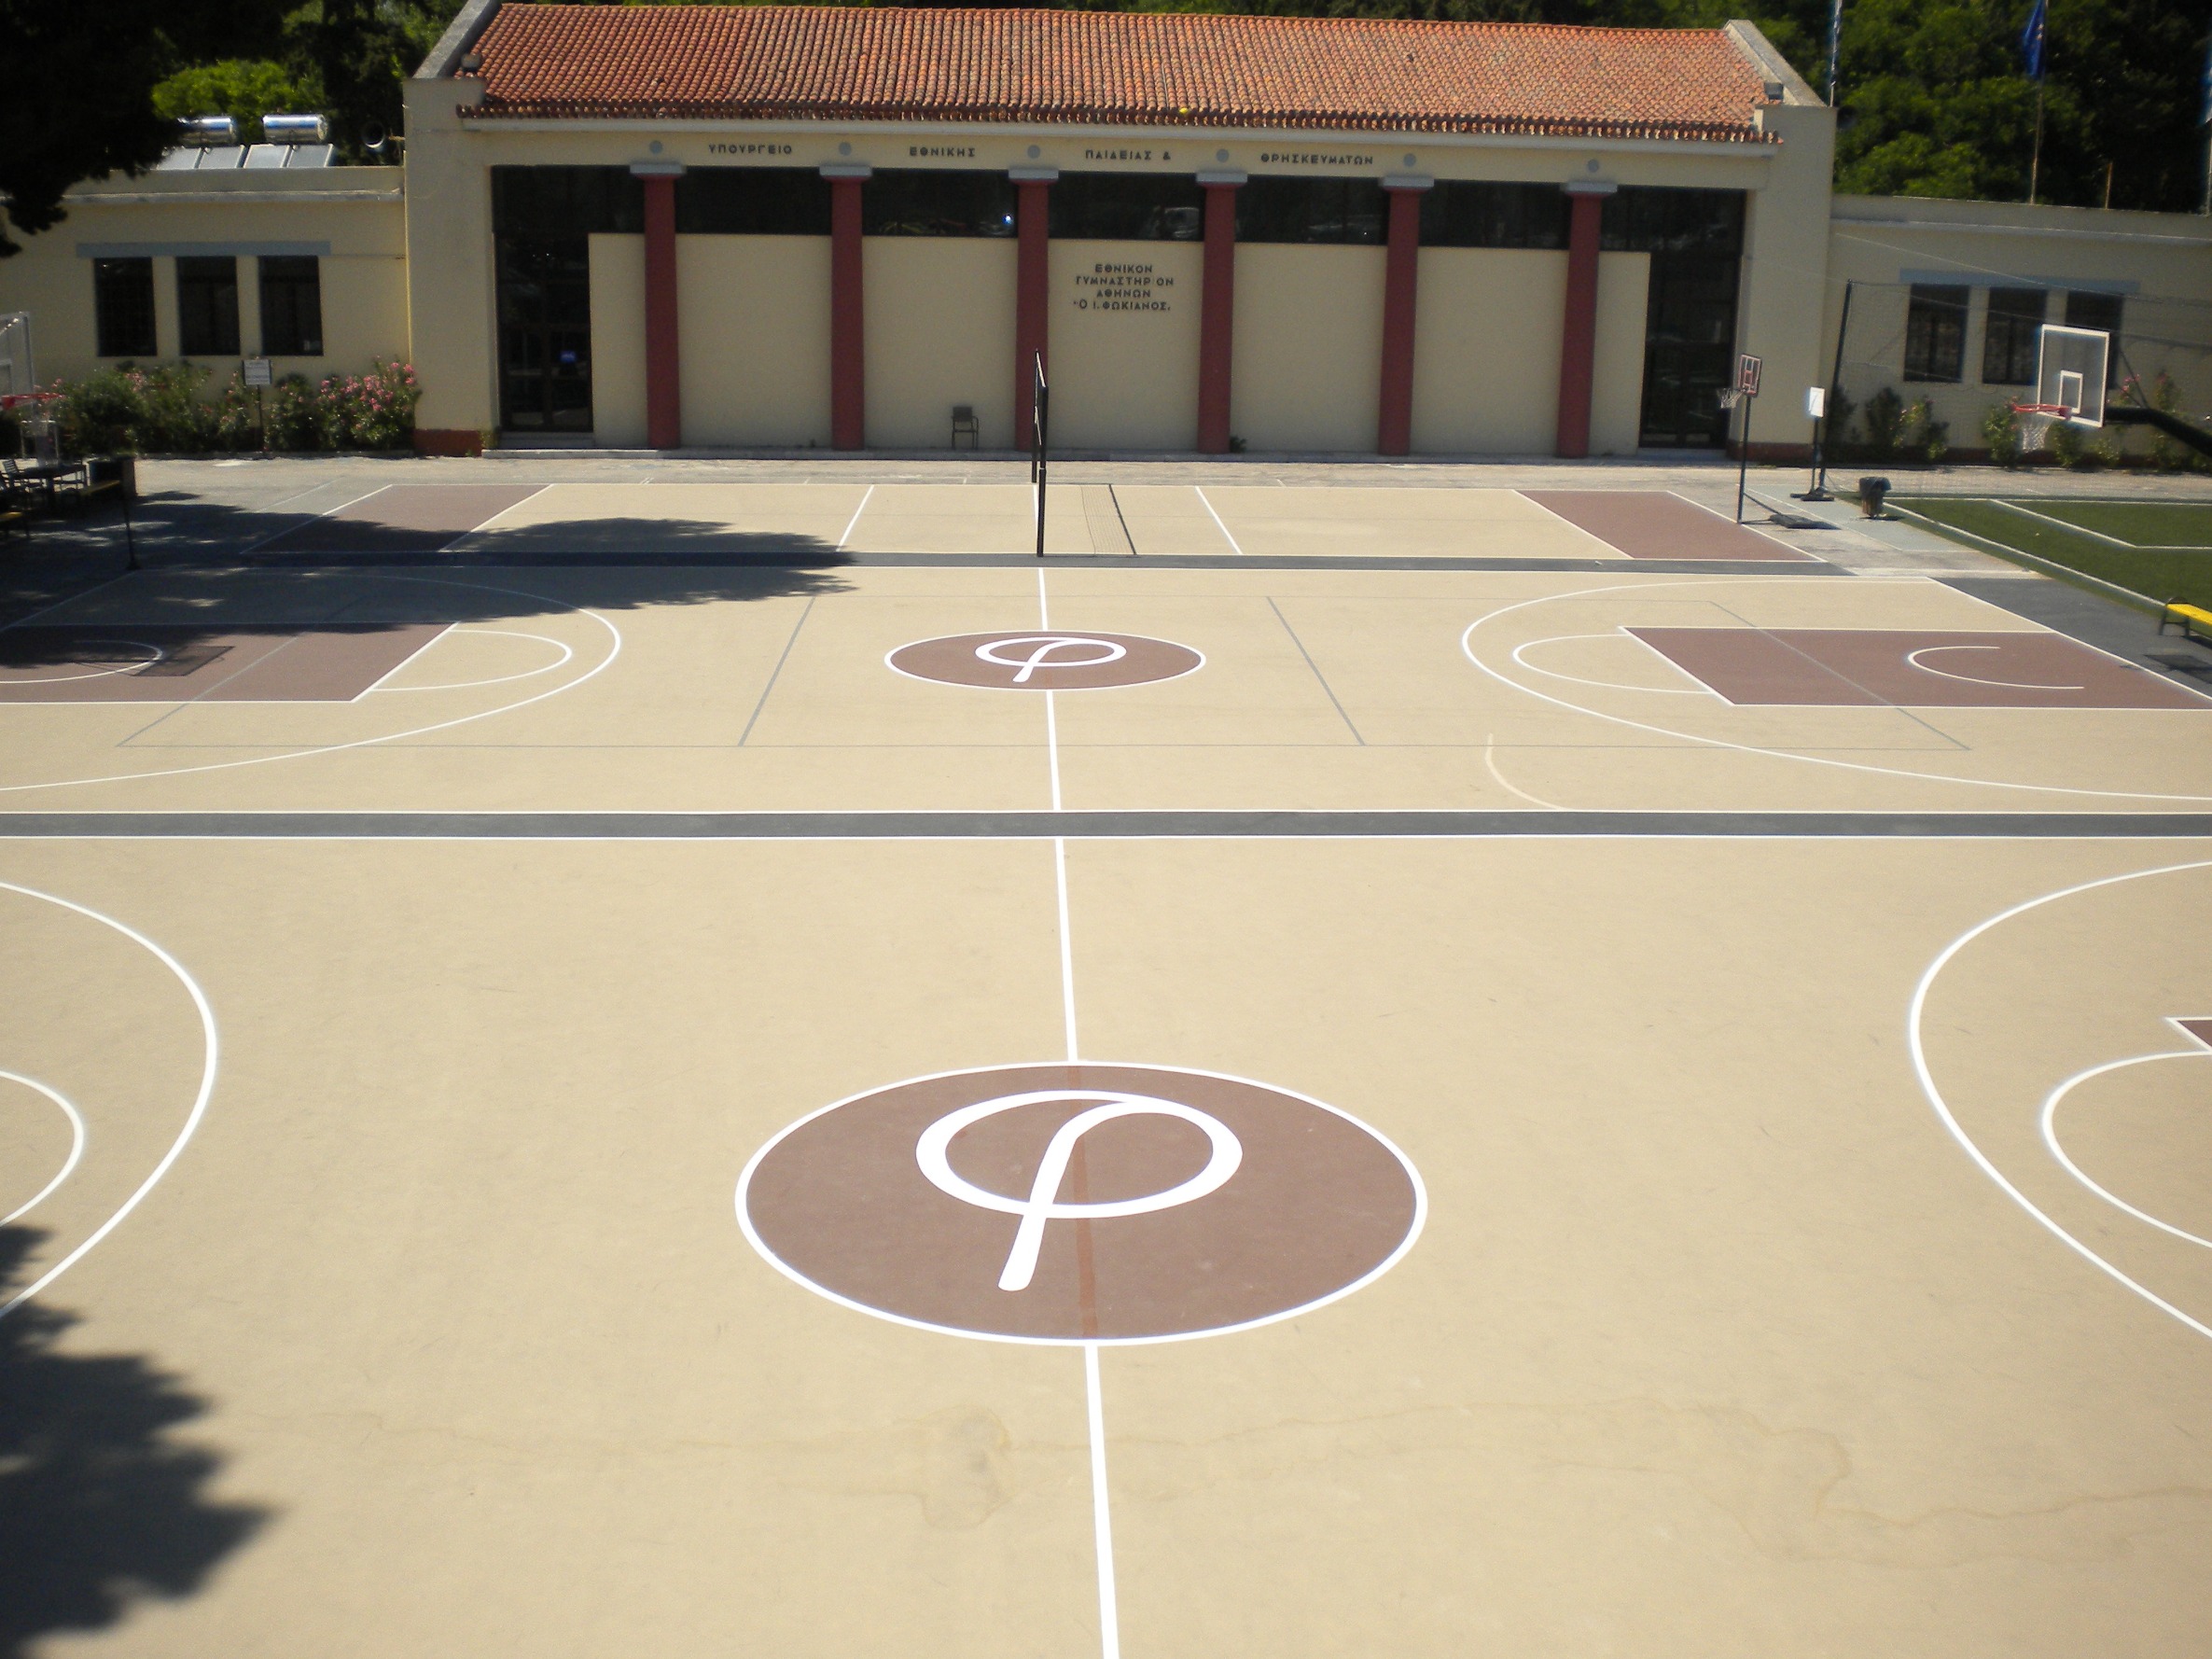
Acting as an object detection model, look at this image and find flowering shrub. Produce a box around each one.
[42,360,421,455]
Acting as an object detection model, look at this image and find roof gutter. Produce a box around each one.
[417,0,501,80]
[453,116,1776,158]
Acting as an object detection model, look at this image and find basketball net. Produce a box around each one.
[2011,400,2072,452]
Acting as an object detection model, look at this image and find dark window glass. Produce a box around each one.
[1419,182,1567,249]
[491,167,643,236]
[176,256,241,356]
[1903,285,1969,383]
[1602,187,1745,257]
[92,258,157,357]
[675,168,830,235]
[1235,178,1385,244]
[1605,188,1747,448]
[863,171,1015,236]
[1049,174,1203,241]
[2064,290,2123,384]
[258,255,323,356]
[495,235,593,434]
[1982,287,2047,385]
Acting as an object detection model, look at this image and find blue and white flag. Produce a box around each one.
[2021,0,2048,80]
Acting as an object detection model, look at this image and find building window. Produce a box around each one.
[1234,179,1385,244]
[1981,287,2047,385]
[92,257,157,357]
[495,236,593,434]
[1419,182,1567,249]
[1049,174,1203,241]
[675,169,830,235]
[176,256,240,356]
[1902,286,1969,383]
[1602,187,1747,449]
[863,171,1015,237]
[2065,290,2123,383]
[492,167,644,236]
[258,256,323,356]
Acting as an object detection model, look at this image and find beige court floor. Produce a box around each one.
[4,833,2210,1657]
[437,482,1641,561]
[1,564,2208,814]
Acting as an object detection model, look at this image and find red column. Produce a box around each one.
[1197,180,1239,454]
[829,174,866,451]
[1377,184,1426,456]
[1554,188,1606,460]
[640,173,681,450]
[1014,177,1052,442]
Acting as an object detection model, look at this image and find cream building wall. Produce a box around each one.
[1049,240,1202,451]
[587,234,647,448]
[1231,244,1386,453]
[678,237,833,448]
[1823,193,2212,447]
[401,75,498,439]
[864,238,1016,450]
[1408,247,1647,454]
[0,170,406,388]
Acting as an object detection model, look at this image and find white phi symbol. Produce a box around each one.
[915,1092,1244,1291]
[975,635,1129,683]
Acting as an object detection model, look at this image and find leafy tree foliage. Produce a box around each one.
[151,60,323,143]
[0,0,289,255]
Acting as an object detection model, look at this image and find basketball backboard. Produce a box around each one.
[2033,324,2108,427]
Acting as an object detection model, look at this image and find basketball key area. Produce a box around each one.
[6,479,2212,1658]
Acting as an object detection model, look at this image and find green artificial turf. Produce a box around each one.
[1899,496,2212,609]
[2008,498,2212,549]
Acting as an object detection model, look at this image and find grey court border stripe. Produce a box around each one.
[3,811,2209,839]
[167,551,1845,577]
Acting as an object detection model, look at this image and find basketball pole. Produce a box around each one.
[1735,395,1753,523]
[1032,351,1049,562]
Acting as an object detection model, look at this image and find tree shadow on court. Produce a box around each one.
[0,1226,268,1657]
[7,500,866,625]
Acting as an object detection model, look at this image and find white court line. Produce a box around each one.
[836,483,876,552]
[1509,632,1714,696]
[1481,733,1567,811]
[1194,487,1245,556]
[1038,567,1064,812]
[1460,577,2212,804]
[0,573,621,796]
[371,629,575,692]
[0,1072,88,1225]
[1084,1339,1121,1659]
[1902,645,2082,692]
[0,881,217,1322]
[1986,496,2209,552]
[2041,1051,2212,1249]
[1908,858,2212,1345]
[1662,488,1814,559]
[231,482,394,557]
[0,640,165,684]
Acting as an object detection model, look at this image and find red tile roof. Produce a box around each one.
[463,6,1774,145]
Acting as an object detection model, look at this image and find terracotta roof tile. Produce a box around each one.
[464,6,1774,145]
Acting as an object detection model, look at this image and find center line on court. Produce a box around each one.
[1044,620,1115,1658]
[1039,567,1064,812]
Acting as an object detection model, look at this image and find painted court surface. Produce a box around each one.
[4,468,2211,1658]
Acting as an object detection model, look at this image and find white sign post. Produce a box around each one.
[243,357,273,451]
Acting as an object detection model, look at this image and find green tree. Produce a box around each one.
[151,60,323,144]
[0,0,290,255]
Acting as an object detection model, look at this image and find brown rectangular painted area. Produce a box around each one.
[0,623,448,703]
[1632,627,2210,709]
[2177,1018,2212,1050]
[1523,491,1815,560]
[257,485,542,553]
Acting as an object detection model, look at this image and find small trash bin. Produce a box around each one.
[89,454,137,500]
[1857,475,1890,518]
